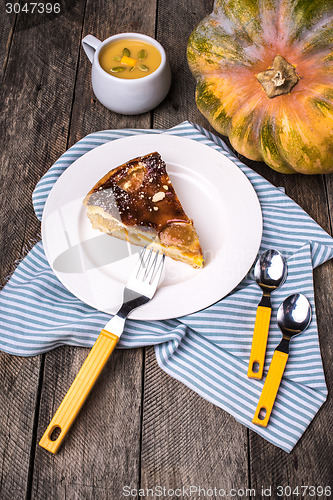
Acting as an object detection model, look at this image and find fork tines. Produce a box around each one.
[137,246,165,285]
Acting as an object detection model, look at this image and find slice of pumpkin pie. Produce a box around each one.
[83,152,204,268]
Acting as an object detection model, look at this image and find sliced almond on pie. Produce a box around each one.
[83,152,204,268]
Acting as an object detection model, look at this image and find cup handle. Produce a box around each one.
[82,35,102,64]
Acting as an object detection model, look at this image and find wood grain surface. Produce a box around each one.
[0,0,332,499]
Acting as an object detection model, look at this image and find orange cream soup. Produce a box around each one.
[99,39,162,79]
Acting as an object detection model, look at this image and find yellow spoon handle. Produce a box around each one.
[252,349,288,427]
[247,305,272,379]
[39,329,119,454]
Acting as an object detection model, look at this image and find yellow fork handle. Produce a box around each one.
[248,305,272,379]
[39,329,119,454]
[252,350,288,427]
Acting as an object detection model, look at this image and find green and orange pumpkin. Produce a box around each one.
[187,0,333,174]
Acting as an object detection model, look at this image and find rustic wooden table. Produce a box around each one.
[0,1,332,499]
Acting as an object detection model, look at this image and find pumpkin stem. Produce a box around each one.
[256,55,299,98]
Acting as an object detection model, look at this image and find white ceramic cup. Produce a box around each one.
[82,33,171,115]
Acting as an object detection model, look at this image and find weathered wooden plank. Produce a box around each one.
[325,175,333,231]
[141,348,249,493]
[0,8,40,500]
[0,8,16,76]
[0,2,88,499]
[0,0,21,287]
[32,0,157,498]
[140,0,249,493]
[0,353,41,499]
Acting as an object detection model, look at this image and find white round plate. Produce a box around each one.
[42,134,262,320]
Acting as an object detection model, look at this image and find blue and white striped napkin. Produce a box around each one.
[1,122,332,452]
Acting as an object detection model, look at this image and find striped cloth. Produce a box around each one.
[1,121,332,452]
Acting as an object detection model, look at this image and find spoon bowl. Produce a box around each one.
[277,293,312,338]
[254,249,287,292]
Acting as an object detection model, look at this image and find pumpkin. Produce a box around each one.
[187,0,333,174]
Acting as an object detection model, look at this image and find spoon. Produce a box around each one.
[252,293,312,427]
[248,249,287,379]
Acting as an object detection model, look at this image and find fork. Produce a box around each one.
[39,247,165,454]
